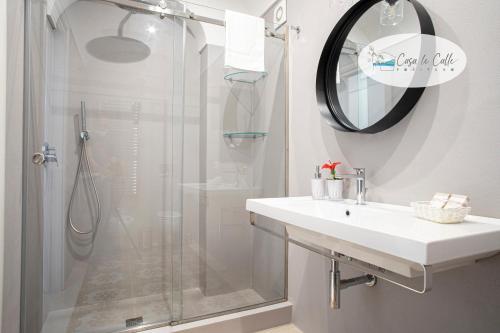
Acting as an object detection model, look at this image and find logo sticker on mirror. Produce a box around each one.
[358,34,466,87]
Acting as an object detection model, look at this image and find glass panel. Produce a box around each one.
[180,3,287,320]
[23,0,287,331]
[23,0,184,331]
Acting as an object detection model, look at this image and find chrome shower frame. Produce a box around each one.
[47,0,286,40]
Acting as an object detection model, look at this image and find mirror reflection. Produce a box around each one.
[336,1,420,129]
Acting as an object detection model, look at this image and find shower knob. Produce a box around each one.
[32,143,58,166]
[32,152,46,165]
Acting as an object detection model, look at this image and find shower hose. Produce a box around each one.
[67,120,102,236]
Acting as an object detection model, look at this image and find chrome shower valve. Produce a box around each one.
[32,143,58,166]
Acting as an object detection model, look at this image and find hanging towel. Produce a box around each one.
[224,10,265,72]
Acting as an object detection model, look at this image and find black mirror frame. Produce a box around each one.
[316,0,435,133]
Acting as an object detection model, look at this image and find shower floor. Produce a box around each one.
[48,294,171,333]
[41,211,267,333]
[41,248,265,333]
[42,288,264,333]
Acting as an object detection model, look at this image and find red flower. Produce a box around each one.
[321,161,341,178]
[321,160,341,171]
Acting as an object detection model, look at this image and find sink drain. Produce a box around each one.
[125,316,143,328]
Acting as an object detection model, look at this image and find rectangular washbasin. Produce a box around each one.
[247,197,500,277]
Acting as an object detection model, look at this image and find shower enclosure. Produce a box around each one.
[22,0,287,332]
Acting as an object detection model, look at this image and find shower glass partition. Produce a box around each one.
[22,0,286,332]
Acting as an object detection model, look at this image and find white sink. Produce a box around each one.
[247,197,500,277]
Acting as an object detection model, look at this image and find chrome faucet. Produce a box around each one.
[337,168,366,205]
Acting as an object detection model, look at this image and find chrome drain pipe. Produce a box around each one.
[330,256,376,309]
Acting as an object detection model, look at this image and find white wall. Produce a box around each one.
[287,0,500,332]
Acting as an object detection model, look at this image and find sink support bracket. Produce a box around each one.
[249,212,433,305]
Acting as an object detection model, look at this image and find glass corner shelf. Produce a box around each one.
[223,131,268,139]
[224,71,268,84]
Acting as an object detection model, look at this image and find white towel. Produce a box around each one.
[224,10,265,72]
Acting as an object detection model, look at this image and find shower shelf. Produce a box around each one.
[224,71,268,84]
[223,131,268,139]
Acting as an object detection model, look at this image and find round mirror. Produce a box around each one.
[316,0,434,133]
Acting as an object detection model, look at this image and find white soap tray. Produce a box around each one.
[411,201,471,224]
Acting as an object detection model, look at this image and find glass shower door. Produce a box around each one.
[178,2,287,322]
[22,0,184,332]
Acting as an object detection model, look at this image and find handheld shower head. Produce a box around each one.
[68,101,101,238]
[80,101,90,141]
[80,101,87,131]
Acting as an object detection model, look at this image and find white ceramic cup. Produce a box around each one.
[327,179,343,201]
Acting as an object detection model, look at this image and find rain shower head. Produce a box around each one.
[86,36,151,63]
[86,11,151,63]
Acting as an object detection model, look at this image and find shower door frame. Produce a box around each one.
[20,0,290,331]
